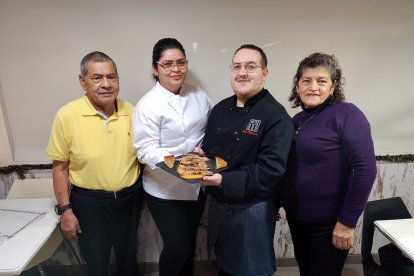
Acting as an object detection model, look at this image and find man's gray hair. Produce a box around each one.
[80,51,118,76]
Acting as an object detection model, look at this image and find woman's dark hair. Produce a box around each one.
[152,38,186,81]
[288,52,345,108]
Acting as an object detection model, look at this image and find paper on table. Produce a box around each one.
[0,208,46,239]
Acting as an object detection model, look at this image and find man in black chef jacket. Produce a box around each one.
[196,44,293,276]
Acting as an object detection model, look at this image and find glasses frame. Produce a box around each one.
[229,62,263,74]
[156,59,188,72]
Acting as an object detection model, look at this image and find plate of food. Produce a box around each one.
[156,152,228,183]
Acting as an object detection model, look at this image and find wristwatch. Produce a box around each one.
[54,203,72,215]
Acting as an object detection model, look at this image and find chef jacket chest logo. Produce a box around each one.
[242,119,261,136]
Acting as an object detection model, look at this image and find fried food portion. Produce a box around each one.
[215,156,228,169]
[177,153,214,179]
[164,155,176,169]
[163,153,227,179]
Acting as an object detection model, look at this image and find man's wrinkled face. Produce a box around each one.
[79,61,119,111]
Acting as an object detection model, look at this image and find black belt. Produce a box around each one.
[71,180,139,199]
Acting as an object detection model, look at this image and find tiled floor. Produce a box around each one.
[21,262,364,275]
[194,263,364,276]
[274,263,363,276]
[137,263,364,276]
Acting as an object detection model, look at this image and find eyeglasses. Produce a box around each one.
[156,59,188,72]
[230,62,263,73]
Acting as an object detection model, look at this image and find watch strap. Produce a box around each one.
[55,203,72,215]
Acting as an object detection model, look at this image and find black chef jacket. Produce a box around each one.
[202,89,294,204]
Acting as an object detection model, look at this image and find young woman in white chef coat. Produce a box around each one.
[133,38,212,276]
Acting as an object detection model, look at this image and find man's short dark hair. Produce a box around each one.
[233,44,268,68]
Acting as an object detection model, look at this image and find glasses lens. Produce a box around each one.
[247,64,258,72]
[230,64,241,72]
[159,60,187,72]
[162,62,173,69]
[230,63,261,73]
[176,60,187,69]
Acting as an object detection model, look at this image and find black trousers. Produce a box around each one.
[144,190,206,276]
[71,184,143,276]
[287,217,349,276]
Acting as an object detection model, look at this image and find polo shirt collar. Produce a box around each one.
[80,96,124,117]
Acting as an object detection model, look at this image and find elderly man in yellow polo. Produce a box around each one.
[46,51,142,276]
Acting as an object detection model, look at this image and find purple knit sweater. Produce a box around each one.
[282,99,377,227]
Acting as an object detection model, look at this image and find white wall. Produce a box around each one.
[1,0,413,164]
[0,83,14,166]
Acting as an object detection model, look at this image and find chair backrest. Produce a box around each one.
[7,178,54,199]
[361,197,412,274]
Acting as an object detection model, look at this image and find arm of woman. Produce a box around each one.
[336,104,377,227]
[332,221,354,250]
[132,104,169,167]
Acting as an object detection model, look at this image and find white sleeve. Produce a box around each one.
[132,103,169,168]
[206,91,214,114]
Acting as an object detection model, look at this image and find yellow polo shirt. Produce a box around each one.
[46,96,139,191]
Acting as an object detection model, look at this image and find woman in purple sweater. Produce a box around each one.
[281,53,377,276]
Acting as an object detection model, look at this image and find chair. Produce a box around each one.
[7,178,84,275]
[361,197,414,276]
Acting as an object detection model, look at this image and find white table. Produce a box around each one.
[0,198,59,275]
[374,218,414,262]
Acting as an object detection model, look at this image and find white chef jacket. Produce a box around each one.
[133,82,213,200]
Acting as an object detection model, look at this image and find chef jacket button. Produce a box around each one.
[210,149,213,153]
[245,109,249,113]
[227,155,230,159]
[236,138,240,141]
[234,131,238,135]
[230,107,233,111]
[218,128,220,131]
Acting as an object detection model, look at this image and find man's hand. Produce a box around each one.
[200,173,222,187]
[60,209,81,240]
[332,221,354,250]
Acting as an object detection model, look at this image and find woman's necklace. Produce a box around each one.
[295,108,323,135]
